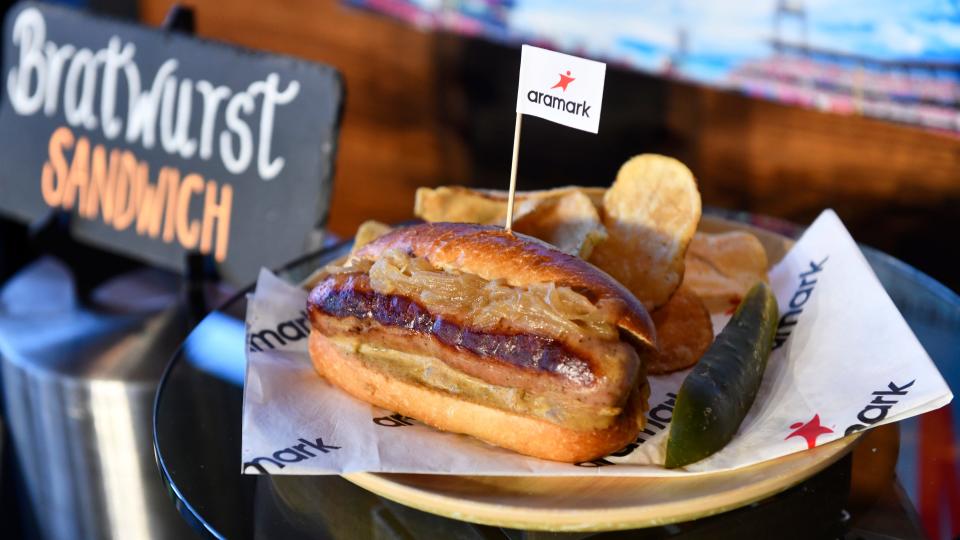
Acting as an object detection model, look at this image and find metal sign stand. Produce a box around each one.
[0,7,214,539]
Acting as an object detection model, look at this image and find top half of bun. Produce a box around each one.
[348,222,656,349]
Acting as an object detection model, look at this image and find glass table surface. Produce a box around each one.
[153,212,960,539]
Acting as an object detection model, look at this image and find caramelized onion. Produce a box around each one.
[326,250,618,342]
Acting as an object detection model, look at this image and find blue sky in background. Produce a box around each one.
[505,0,960,82]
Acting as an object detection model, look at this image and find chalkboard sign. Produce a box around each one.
[0,2,343,284]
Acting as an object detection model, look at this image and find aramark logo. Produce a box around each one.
[243,435,340,474]
[516,45,605,133]
[249,310,311,352]
[774,256,828,350]
[786,414,834,449]
[845,380,915,435]
[526,70,592,117]
[551,70,575,91]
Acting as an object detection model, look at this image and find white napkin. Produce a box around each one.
[240,210,952,476]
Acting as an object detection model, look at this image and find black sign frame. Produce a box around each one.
[0,1,344,284]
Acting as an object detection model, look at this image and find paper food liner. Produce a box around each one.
[240,210,952,476]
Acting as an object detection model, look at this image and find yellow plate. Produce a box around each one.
[343,435,857,532]
[338,216,858,532]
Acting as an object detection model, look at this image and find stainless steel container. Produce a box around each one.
[0,259,196,540]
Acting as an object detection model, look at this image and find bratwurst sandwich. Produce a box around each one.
[306,222,656,463]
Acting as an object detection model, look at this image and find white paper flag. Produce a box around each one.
[240,210,952,476]
[515,45,606,133]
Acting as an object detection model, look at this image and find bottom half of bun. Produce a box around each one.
[309,331,649,463]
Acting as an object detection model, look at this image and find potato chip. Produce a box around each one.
[588,154,702,310]
[512,191,608,258]
[414,185,605,226]
[415,186,607,257]
[647,286,714,374]
[683,231,769,314]
[416,186,506,225]
[414,186,540,226]
[352,220,393,254]
[477,185,606,210]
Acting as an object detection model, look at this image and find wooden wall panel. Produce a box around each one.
[666,83,959,289]
[669,84,960,217]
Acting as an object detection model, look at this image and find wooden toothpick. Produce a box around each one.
[504,112,523,233]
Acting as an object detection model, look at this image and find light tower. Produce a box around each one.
[773,0,808,52]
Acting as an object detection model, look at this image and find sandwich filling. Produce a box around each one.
[309,249,645,431]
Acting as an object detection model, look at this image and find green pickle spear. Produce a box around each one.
[664,282,779,469]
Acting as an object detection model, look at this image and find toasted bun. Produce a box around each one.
[350,222,656,349]
[310,332,647,463]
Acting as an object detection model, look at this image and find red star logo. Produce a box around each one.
[786,414,834,449]
[551,70,575,91]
